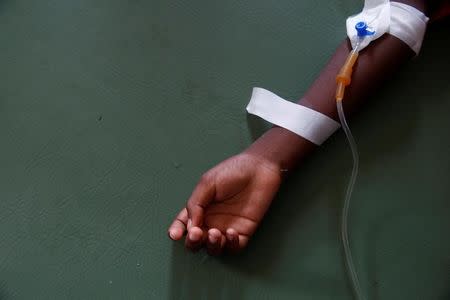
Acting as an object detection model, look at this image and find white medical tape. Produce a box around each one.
[347,0,391,51]
[389,2,429,54]
[347,0,429,54]
[246,88,340,145]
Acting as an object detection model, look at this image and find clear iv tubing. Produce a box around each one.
[335,41,365,300]
[337,101,363,300]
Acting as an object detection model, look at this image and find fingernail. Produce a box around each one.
[169,230,176,240]
[189,231,199,242]
[209,234,218,243]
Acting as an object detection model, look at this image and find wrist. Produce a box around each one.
[243,126,316,173]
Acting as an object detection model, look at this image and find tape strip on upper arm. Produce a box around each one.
[347,1,429,54]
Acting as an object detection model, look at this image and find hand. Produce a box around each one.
[168,152,282,255]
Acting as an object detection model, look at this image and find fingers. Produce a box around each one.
[237,235,249,251]
[179,225,250,254]
[168,208,188,241]
[186,174,215,228]
[185,226,205,251]
[203,227,250,255]
[225,228,249,254]
[206,228,226,256]
[172,172,215,251]
[225,228,239,253]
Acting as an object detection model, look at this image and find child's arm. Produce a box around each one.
[168,0,431,255]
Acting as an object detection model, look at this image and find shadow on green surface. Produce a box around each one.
[168,242,245,300]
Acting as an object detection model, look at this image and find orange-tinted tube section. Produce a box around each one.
[335,50,359,102]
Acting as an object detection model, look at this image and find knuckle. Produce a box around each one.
[199,173,212,185]
[186,200,194,210]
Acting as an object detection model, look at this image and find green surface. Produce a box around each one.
[0,1,449,299]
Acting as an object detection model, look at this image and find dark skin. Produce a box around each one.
[168,0,448,255]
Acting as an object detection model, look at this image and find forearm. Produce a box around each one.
[245,0,427,172]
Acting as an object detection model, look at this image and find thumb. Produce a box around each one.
[186,174,215,229]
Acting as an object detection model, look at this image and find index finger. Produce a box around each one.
[168,208,188,241]
[186,173,216,228]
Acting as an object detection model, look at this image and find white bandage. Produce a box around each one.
[347,0,429,54]
[347,0,391,51]
[389,2,429,54]
[246,88,340,145]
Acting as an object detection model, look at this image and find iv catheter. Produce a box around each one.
[336,22,373,101]
[336,21,373,300]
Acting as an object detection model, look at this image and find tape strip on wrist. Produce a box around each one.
[246,88,340,145]
[347,0,429,55]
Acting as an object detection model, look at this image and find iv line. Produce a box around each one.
[335,21,373,300]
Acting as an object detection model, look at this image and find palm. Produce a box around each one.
[202,156,281,237]
[168,153,282,253]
